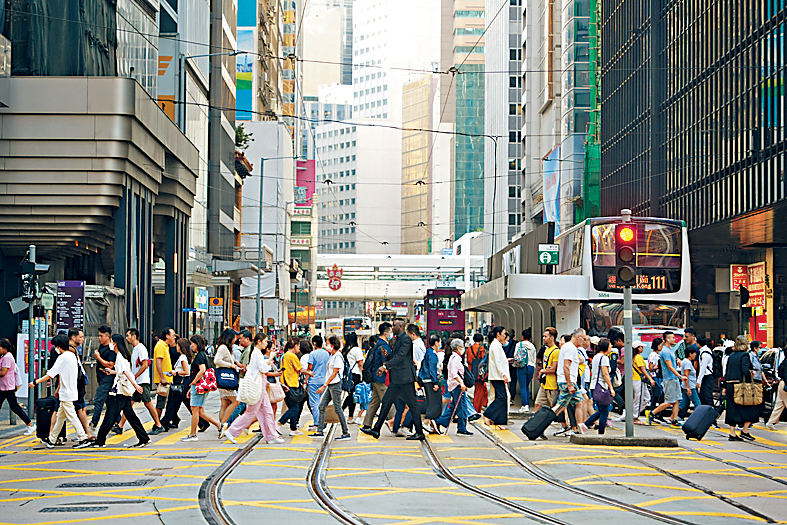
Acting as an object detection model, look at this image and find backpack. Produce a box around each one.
[513,341,528,368]
[467,343,485,378]
[701,349,723,379]
[463,363,476,388]
[353,381,371,405]
[340,354,354,393]
[476,353,489,382]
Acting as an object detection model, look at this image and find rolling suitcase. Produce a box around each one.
[682,405,717,440]
[36,396,57,440]
[521,406,557,440]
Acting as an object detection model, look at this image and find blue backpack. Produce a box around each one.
[353,382,371,405]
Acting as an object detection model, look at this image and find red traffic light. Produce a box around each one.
[618,226,634,243]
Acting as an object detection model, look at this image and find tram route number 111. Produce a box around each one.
[608,274,667,291]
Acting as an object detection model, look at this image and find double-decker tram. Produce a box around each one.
[425,288,465,344]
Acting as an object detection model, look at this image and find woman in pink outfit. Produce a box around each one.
[224,335,284,444]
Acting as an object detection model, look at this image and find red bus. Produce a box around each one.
[425,288,465,344]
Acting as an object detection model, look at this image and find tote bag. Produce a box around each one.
[238,372,263,405]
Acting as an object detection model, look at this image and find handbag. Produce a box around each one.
[117,373,136,397]
[215,368,239,390]
[170,383,184,395]
[196,368,218,394]
[156,383,170,396]
[287,385,306,403]
[733,379,763,406]
[267,380,286,404]
[238,372,263,405]
[592,381,614,405]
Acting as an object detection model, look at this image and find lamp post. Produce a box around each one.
[179,50,249,130]
[255,157,299,330]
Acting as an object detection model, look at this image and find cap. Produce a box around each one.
[590,336,600,345]
[632,340,645,349]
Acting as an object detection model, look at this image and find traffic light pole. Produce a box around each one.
[27,244,36,420]
[621,210,635,438]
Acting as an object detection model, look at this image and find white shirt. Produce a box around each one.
[131,343,150,385]
[436,350,445,372]
[556,341,580,384]
[248,348,270,378]
[591,353,611,391]
[488,339,509,381]
[327,352,344,384]
[647,350,661,372]
[174,354,188,376]
[347,346,364,375]
[523,340,537,366]
[113,353,132,392]
[46,351,79,402]
[300,353,310,371]
[412,338,426,368]
[697,345,714,384]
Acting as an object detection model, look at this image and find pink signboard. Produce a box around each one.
[296,160,316,207]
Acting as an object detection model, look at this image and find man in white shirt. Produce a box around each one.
[409,325,426,369]
[696,336,716,411]
[119,328,163,434]
[552,328,586,436]
[29,334,90,449]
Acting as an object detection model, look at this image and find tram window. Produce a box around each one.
[428,297,438,310]
[438,296,455,310]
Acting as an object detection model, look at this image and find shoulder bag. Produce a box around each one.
[215,368,240,390]
[196,368,218,394]
[733,373,763,406]
[266,379,286,404]
[238,371,263,405]
[117,372,136,397]
[156,383,170,396]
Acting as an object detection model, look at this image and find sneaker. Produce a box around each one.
[290,430,303,436]
[740,432,755,441]
[127,441,149,448]
[181,435,198,442]
[308,425,318,432]
[647,412,654,426]
[729,435,744,441]
[220,422,228,438]
[553,428,569,437]
[353,417,364,425]
[615,413,626,422]
[564,430,577,437]
[578,423,588,434]
[148,426,164,436]
[89,442,107,448]
[111,424,123,435]
[396,428,412,437]
[457,430,474,436]
[41,438,55,449]
[225,433,238,444]
[669,420,682,429]
[73,439,93,449]
[309,432,324,438]
[335,433,352,441]
[24,424,37,436]
[468,413,482,422]
[267,437,285,444]
[766,422,777,431]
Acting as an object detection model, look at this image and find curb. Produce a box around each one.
[569,435,679,447]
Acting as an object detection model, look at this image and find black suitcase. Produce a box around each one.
[682,405,717,440]
[36,396,57,440]
[521,406,557,440]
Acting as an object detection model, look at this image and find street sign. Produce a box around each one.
[537,244,559,265]
[208,297,224,322]
[56,280,85,331]
[41,293,55,310]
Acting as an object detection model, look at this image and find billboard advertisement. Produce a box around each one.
[236,29,254,120]
[543,146,561,233]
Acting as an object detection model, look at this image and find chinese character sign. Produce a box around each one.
[327,264,343,291]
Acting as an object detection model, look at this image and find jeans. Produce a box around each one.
[679,387,701,418]
[435,387,467,432]
[227,402,246,425]
[508,365,518,399]
[516,366,534,406]
[0,389,31,425]
[90,378,114,426]
[161,387,185,429]
[279,389,304,431]
[308,382,323,424]
[585,403,611,435]
[317,383,349,435]
[650,378,663,411]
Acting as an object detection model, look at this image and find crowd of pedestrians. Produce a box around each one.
[16,319,786,449]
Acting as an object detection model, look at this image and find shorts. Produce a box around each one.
[535,386,557,407]
[219,388,237,399]
[554,383,583,409]
[155,384,168,410]
[662,379,681,404]
[132,383,152,403]
[190,385,207,407]
[74,398,86,410]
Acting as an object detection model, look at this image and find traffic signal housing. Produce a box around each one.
[615,224,637,287]
[19,260,50,303]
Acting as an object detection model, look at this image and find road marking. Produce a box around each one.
[290,434,313,445]
[479,423,522,443]
[155,426,191,445]
[0,504,200,525]
[105,421,154,445]
[427,433,454,443]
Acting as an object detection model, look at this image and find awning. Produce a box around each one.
[213,260,261,279]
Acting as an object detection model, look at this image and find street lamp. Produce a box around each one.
[179,50,249,130]
[255,156,300,330]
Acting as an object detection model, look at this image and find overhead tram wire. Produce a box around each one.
[5,8,776,75]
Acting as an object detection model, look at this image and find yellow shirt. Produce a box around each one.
[282,352,302,388]
[153,340,173,384]
[633,353,645,381]
[544,345,560,390]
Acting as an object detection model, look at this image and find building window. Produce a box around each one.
[509,214,517,225]
[509,104,517,115]
[510,77,517,88]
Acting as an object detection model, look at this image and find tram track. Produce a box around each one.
[199,434,262,525]
[471,422,697,525]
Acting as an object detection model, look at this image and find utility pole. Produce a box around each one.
[27,245,36,420]
[616,211,636,438]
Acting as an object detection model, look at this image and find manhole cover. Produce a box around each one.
[61,500,145,505]
[156,455,206,459]
[40,507,108,513]
[57,480,152,488]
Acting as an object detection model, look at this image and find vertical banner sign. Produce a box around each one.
[56,280,85,332]
[543,146,561,233]
[747,262,767,341]
[730,264,749,291]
